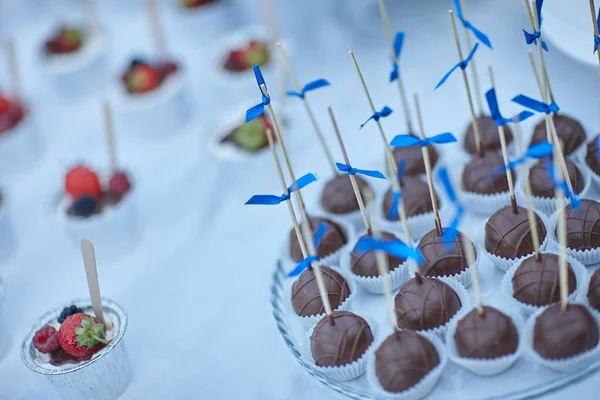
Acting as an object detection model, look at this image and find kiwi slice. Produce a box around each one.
[232,120,267,152]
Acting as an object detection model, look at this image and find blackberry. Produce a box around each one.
[67,195,97,218]
[57,305,83,324]
[130,58,146,68]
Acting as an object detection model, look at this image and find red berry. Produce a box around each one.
[158,61,178,78]
[108,171,131,198]
[125,64,161,94]
[58,313,108,358]
[33,326,61,354]
[223,50,247,72]
[65,165,102,200]
[0,95,10,114]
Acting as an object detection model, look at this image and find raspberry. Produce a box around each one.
[65,165,102,200]
[33,326,61,354]
[108,171,131,199]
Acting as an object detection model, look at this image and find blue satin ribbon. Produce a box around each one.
[485,88,534,127]
[336,163,386,179]
[544,158,580,209]
[511,94,559,114]
[245,173,317,205]
[434,43,479,90]
[355,237,424,264]
[523,0,548,51]
[287,222,328,277]
[597,136,600,162]
[390,132,457,148]
[492,141,553,176]
[389,32,404,82]
[387,160,406,221]
[246,65,271,123]
[360,106,393,129]
[453,0,492,49]
[595,8,600,53]
[286,78,330,99]
[437,167,465,246]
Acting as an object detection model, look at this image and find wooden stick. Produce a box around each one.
[527,49,544,102]
[458,0,485,116]
[464,235,483,315]
[103,102,118,174]
[300,218,333,317]
[4,40,21,100]
[449,10,483,157]
[80,240,105,324]
[413,93,442,234]
[373,236,398,328]
[376,0,413,133]
[84,0,99,34]
[329,107,372,234]
[589,0,600,74]
[553,153,569,311]
[278,43,337,175]
[147,0,166,58]
[525,0,554,102]
[262,0,286,105]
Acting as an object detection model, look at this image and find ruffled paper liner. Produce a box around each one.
[584,160,600,190]
[301,314,379,381]
[445,300,526,376]
[339,231,412,294]
[480,211,551,272]
[314,179,377,231]
[366,330,448,400]
[500,251,587,316]
[549,209,600,266]
[284,266,358,331]
[576,270,600,318]
[524,302,600,373]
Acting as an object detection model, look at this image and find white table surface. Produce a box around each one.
[0,0,599,398]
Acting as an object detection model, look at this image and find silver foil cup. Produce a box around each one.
[21,298,131,400]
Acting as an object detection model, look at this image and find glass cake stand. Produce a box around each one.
[270,260,600,400]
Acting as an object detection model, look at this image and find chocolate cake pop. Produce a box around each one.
[291,266,350,317]
[382,177,438,220]
[464,115,514,155]
[529,114,585,156]
[462,152,514,194]
[485,205,546,260]
[454,306,519,359]
[587,269,600,311]
[375,330,440,393]
[351,231,405,277]
[289,217,347,262]
[320,174,373,215]
[556,199,600,251]
[533,303,599,359]
[528,158,584,198]
[585,135,600,176]
[418,229,475,277]
[394,276,462,330]
[512,253,576,306]
[392,136,439,176]
[309,310,373,367]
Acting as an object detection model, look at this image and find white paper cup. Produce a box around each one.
[577,269,600,316]
[0,193,16,264]
[0,279,9,361]
[550,208,600,266]
[0,111,42,177]
[366,330,448,400]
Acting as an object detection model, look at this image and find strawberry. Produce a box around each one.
[243,41,269,68]
[0,95,10,114]
[180,0,216,8]
[125,64,161,94]
[58,313,108,358]
[223,49,247,72]
[45,25,84,54]
[65,165,102,200]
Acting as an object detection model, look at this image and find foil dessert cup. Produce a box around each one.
[0,110,41,176]
[21,298,131,400]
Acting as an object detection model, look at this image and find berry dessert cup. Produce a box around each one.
[167,0,235,44]
[21,299,131,400]
[55,165,140,260]
[111,58,189,138]
[0,278,9,361]
[0,190,16,264]
[40,24,108,97]
[0,94,40,176]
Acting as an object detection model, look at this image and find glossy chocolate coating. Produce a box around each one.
[382,177,438,220]
[529,114,585,155]
[512,253,576,306]
[351,231,405,277]
[585,135,600,175]
[534,303,599,359]
[418,229,475,277]
[462,152,514,194]
[485,205,547,259]
[394,276,462,330]
[392,135,439,176]
[454,306,519,359]
[528,158,584,198]
[464,115,514,154]
[291,266,350,317]
[320,174,372,215]
[310,311,373,367]
[587,269,600,311]
[375,330,439,393]
[557,199,600,251]
[289,217,347,262]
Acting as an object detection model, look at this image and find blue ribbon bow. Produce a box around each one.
[544,158,580,209]
[485,88,534,127]
[437,167,465,246]
[336,163,386,179]
[492,141,553,176]
[360,106,393,129]
[245,173,317,205]
[523,0,548,51]
[434,43,479,90]
[511,94,559,114]
[355,236,424,264]
[286,78,330,99]
[246,65,271,123]
[389,32,404,82]
[287,222,328,277]
[390,132,457,148]
[453,0,492,49]
[387,160,406,221]
[597,136,600,162]
[594,8,600,53]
